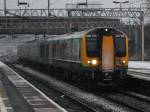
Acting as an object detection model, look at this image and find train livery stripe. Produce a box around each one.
[102,36,114,72]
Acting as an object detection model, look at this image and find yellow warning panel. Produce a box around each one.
[102,36,114,72]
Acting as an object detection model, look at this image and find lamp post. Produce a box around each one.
[113,1,129,10]
[86,0,88,5]
[17,0,29,16]
[113,1,129,29]
[48,0,50,16]
[4,0,7,16]
[17,0,28,6]
[140,11,145,61]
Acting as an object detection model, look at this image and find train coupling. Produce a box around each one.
[103,72,112,81]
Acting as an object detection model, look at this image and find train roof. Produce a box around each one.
[23,27,126,44]
[45,27,126,41]
[46,31,84,41]
[86,27,126,35]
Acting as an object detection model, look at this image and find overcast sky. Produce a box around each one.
[0,0,144,9]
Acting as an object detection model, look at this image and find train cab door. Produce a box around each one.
[101,35,114,72]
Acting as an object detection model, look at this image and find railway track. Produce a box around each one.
[127,71,150,98]
[100,92,150,112]
[127,71,150,81]
[49,83,98,112]
[10,65,101,112]
[10,64,150,112]
[123,91,150,103]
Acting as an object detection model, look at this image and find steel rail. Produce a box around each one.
[100,94,145,112]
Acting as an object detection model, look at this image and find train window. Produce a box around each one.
[86,35,98,57]
[40,44,44,57]
[46,45,49,58]
[48,42,52,58]
[115,37,126,57]
[79,39,81,60]
[52,42,56,58]
[72,39,80,61]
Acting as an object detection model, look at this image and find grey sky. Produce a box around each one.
[0,0,144,9]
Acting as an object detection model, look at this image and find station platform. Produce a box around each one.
[0,74,12,112]
[0,62,67,112]
[128,61,150,81]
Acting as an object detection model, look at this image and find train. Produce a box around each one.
[18,27,128,82]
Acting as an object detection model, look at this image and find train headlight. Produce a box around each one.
[122,60,126,64]
[91,60,97,65]
[87,61,90,64]
[105,28,108,31]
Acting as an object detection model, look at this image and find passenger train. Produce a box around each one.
[18,27,128,82]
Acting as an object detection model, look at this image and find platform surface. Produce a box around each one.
[129,61,150,70]
[0,77,13,112]
[0,62,67,112]
[128,61,150,80]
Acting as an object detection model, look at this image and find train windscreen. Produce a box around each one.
[115,37,126,57]
[86,28,126,57]
[86,34,99,57]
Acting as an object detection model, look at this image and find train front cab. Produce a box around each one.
[81,28,128,81]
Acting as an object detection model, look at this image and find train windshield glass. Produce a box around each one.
[115,37,126,57]
[86,34,98,57]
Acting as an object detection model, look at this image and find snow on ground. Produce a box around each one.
[0,61,5,67]
[129,61,150,69]
[128,61,150,74]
